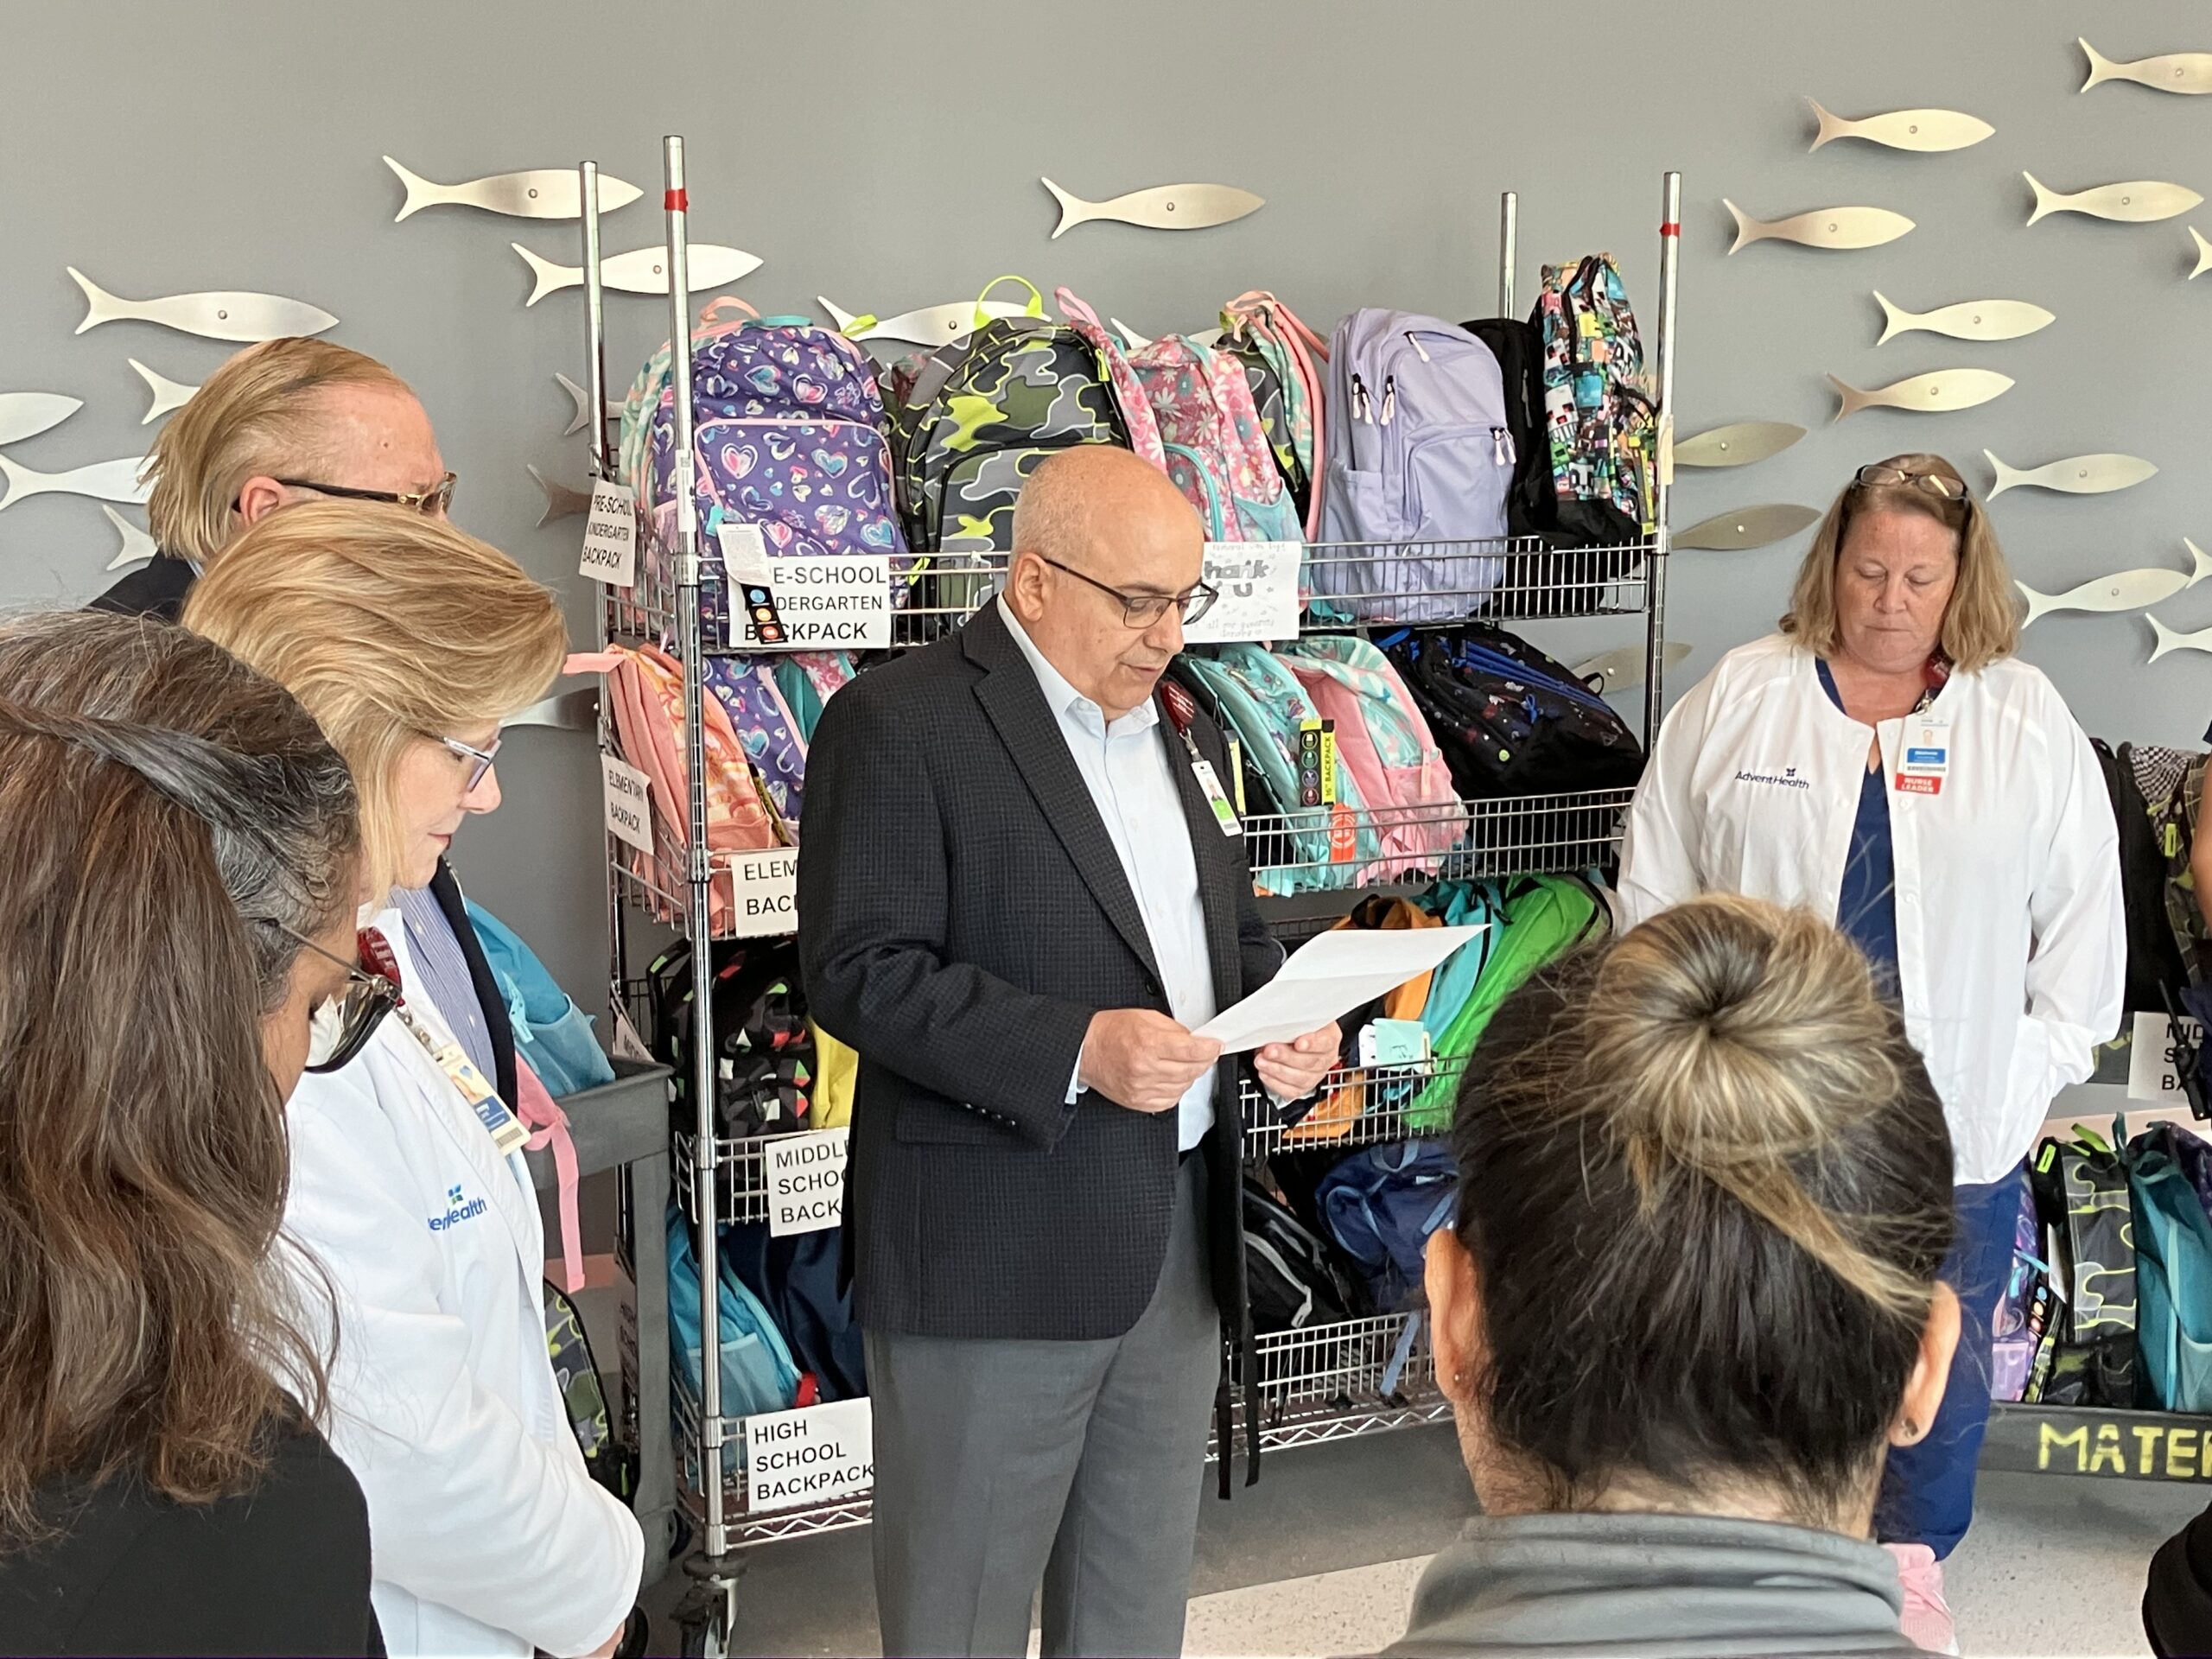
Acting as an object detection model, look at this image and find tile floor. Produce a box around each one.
[653,1423,2209,1656]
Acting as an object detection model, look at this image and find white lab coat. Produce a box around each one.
[1618,633,2124,1185]
[278,907,642,1657]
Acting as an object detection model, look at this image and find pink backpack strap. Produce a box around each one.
[1055,286,1168,473]
[515,1055,585,1294]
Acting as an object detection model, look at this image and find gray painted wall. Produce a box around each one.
[6,0,2209,1001]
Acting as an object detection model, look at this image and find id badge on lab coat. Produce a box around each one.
[1895,710,1950,797]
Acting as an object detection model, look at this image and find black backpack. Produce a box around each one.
[1243,1178,1370,1333]
[2093,738,2191,1016]
[648,940,816,1139]
[1385,622,1644,799]
[1463,317,1552,540]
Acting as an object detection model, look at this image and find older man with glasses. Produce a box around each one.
[799,443,1338,1659]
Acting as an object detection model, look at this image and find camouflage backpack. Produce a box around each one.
[891,279,1160,556]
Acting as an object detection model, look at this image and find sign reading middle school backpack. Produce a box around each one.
[1314,310,1514,622]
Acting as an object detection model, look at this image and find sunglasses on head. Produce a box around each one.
[276,925,401,1074]
[1853,461,1968,503]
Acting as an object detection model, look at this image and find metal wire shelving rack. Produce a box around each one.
[577,151,1681,1648]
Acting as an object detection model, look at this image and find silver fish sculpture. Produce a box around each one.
[503,687,598,733]
[1724,200,1915,254]
[0,391,80,447]
[1985,449,2158,500]
[2191,227,2212,279]
[68,268,336,342]
[1675,422,1806,469]
[554,374,622,439]
[513,241,760,307]
[101,505,156,570]
[2029,542,2212,629]
[383,156,641,223]
[1873,292,2055,346]
[1827,369,2014,422]
[1808,100,1993,153]
[1573,640,1692,695]
[0,452,148,512]
[528,464,590,527]
[2082,38,2212,96]
[1674,504,1823,551]
[2152,611,2212,661]
[129,359,198,423]
[1041,177,1264,239]
[817,294,1036,345]
[2024,173,2203,226]
[1110,319,1154,350]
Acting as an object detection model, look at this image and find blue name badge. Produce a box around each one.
[1905,747,1947,766]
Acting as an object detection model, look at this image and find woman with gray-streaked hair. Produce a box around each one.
[0,611,385,1656]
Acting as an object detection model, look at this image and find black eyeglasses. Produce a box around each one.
[271,471,458,517]
[279,925,401,1075]
[1034,555,1219,628]
[1853,462,1968,503]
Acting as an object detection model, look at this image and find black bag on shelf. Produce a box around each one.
[1384,622,1644,800]
[1243,1177,1371,1333]
[1462,318,1553,542]
[722,1222,866,1403]
[647,940,816,1140]
[2092,738,2192,1017]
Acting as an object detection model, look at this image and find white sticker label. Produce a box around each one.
[729,846,800,937]
[734,555,893,651]
[715,519,774,585]
[745,1396,873,1513]
[579,481,638,588]
[765,1126,849,1237]
[1181,541,1302,644]
[2129,1009,2205,1102]
[601,754,654,855]
[608,1003,655,1065]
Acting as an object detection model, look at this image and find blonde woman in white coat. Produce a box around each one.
[1617,453,2123,1652]
[187,504,643,1659]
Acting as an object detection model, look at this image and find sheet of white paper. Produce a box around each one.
[1195,924,1487,1053]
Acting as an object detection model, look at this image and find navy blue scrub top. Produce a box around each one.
[1816,659,1900,983]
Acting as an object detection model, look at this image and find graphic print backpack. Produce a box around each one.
[1243,1177,1371,1332]
[1385,623,1643,800]
[1535,256,1657,541]
[621,299,911,644]
[544,1281,626,1499]
[2131,742,2212,988]
[1314,310,1514,622]
[648,939,816,1140]
[892,277,1161,556]
[1220,291,1330,536]
[1313,1140,1459,1313]
[704,657,809,838]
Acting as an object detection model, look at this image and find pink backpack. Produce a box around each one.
[1274,636,1463,878]
[1221,292,1330,540]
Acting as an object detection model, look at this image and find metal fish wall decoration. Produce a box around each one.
[2152,613,2212,661]
[0,391,81,447]
[1674,504,1823,551]
[1808,100,1993,152]
[383,156,641,223]
[0,452,148,511]
[101,505,156,570]
[817,295,1037,345]
[528,464,590,527]
[1574,640,1692,695]
[68,268,337,342]
[1873,293,2055,346]
[129,359,197,423]
[1985,450,2158,499]
[1723,200,1915,253]
[1111,319,1154,349]
[2191,227,2212,279]
[1827,370,2014,421]
[2024,174,2203,226]
[555,374,622,439]
[1040,178,1265,238]
[2081,39,2212,96]
[512,242,760,307]
[1675,422,1806,468]
[2028,542,2211,628]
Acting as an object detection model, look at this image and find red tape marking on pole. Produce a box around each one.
[1659,221,1681,238]
[665,188,689,211]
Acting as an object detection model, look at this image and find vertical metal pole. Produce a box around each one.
[663,133,728,1560]
[1643,171,1681,748]
[582,162,627,1029]
[1498,192,1517,319]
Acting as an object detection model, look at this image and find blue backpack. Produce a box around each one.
[667,1211,800,1478]
[465,901,617,1098]
[2130,1128,2212,1412]
[1314,1140,1459,1313]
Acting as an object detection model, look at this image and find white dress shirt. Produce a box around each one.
[1618,633,2124,1185]
[1000,598,1219,1149]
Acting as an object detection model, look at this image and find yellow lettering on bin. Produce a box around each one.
[2090,1423,2126,1475]
[2171,1427,2201,1480]
[2138,1424,2166,1474]
[2038,1422,2089,1472]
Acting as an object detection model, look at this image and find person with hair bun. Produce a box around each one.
[1391,894,1960,1657]
[1617,453,2123,1648]
[0,613,379,1655]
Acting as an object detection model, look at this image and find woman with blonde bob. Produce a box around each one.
[184,504,644,1659]
[1392,896,1959,1656]
[1617,454,2123,1648]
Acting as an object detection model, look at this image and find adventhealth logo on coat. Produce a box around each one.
[429,1183,489,1233]
[1733,765,1811,790]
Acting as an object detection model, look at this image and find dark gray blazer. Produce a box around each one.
[798,601,1279,1343]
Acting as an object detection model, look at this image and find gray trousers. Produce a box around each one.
[865,1154,1219,1658]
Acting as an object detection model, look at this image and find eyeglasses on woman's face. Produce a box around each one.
[270,471,458,517]
[440,733,502,793]
[280,925,401,1075]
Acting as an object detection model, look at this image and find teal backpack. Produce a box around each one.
[2131,1127,2212,1412]
[667,1210,800,1480]
[465,901,617,1098]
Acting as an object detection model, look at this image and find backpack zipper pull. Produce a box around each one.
[1352,373,1372,423]
[1403,331,1431,364]
[1379,375,1397,426]
[1493,426,1511,467]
